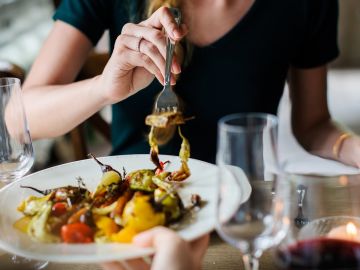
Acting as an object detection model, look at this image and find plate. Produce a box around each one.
[0,154,217,263]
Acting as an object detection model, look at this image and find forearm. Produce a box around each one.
[289,65,360,168]
[23,76,106,140]
[295,119,360,168]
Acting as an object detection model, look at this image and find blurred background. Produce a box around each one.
[0,0,359,170]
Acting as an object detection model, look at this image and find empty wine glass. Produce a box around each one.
[0,77,48,269]
[216,113,290,270]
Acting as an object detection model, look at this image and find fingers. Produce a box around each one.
[190,234,210,268]
[133,226,181,248]
[121,24,181,74]
[113,43,164,84]
[111,6,187,87]
[117,34,167,79]
[101,258,150,270]
[122,24,167,59]
[101,262,127,270]
[140,7,187,41]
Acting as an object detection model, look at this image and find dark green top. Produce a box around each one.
[54,0,339,163]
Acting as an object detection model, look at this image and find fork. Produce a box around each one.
[294,184,310,228]
[154,8,182,113]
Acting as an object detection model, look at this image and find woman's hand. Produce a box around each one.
[98,7,187,105]
[101,227,209,270]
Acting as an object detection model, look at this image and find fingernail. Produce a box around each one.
[175,63,181,74]
[171,64,181,74]
[172,29,182,39]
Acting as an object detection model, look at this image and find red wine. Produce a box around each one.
[277,238,360,269]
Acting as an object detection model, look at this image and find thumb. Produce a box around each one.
[133,226,181,248]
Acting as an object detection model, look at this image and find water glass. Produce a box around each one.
[0,77,48,269]
[216,113,289,270]
[0,77,33,184]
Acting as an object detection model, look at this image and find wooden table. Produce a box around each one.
[0,232,278,270]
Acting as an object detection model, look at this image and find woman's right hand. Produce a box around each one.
[97,7,187,105]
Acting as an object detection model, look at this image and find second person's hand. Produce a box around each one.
[101,227,209,270]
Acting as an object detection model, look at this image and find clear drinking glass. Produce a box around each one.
[216,113,289,270]
[0,77,34,184]
[0,77,48,269]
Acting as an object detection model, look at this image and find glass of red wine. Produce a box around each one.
[274,174,360,270]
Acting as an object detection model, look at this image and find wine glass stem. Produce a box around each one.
[242,253,259,270]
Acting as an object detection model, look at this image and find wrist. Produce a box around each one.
[90,75,109,108]
[338,134,360,168]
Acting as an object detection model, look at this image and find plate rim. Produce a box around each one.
[0,154,217,263]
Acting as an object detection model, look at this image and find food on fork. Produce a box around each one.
[145,111,185,128]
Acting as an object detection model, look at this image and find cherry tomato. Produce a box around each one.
[60,223,94,243]
[155,161,169,175]
[51,202,67,217]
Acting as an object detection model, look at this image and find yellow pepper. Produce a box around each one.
[93,171,121,197]
[110,227,137,243]
[13,216,31,233]
[122,194,165,232]
[94,216,119,237]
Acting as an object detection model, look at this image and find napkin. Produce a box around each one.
[277,88,360,176]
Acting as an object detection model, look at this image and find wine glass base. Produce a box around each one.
[0,253,49,270]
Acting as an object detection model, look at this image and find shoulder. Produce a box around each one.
[53,0,131,45]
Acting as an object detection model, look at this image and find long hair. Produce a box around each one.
[145,0,192,68]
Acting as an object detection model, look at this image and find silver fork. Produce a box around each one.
[154,8,181,113]
[294,184,310,228]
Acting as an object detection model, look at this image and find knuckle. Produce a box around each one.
[158,6,169,16]
[115,46,126,55]
[152,30,164,41]
[121,23,133,34]
[115,34,124,45]
[144,42,157,54]
[141,53,152,65]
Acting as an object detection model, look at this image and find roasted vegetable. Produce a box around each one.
[61,222,94,243]
[94,216,119,239]
[126,169,157,192]
[110,226,137,243]
[154,188,183,222]
[27,202,60,243]
[169,127,191,181]
[15,133,198,244]
[17,193,53,216]
[93,171,122,198]
[145,111,185,128]
[122,193,165,232]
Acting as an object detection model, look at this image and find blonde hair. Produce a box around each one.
[144,0,192,68]
[146,0,181,17]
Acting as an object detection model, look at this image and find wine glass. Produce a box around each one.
[216,113,290,270]
[274,174,360,270]
[0,77,48,269]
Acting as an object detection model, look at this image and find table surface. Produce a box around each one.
[1,175,356,270]
[0,232,277,270]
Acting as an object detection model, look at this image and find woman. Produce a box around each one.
[22,0,360,166]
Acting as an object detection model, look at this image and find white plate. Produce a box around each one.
[0,154,217,263]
